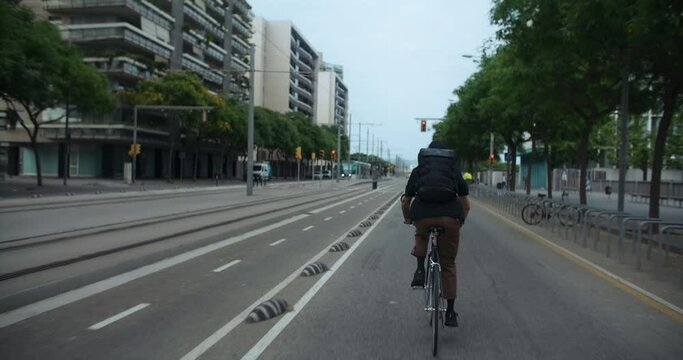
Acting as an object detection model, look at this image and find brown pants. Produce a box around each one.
[413,217,460,300]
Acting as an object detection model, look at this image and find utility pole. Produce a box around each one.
[335,113,342,183]
[617,66,629,212]
[489,132,494,186]
[246,45,255,196]
[347,114,351,181]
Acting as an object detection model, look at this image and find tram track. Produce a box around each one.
[0,187,366,282]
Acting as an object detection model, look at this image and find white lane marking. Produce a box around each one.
[308,192,370,214]
[302,226,314,232]
[212,260,242,273]
[350,206,355,209]
[0,214,309,329]
[241,198,400,360]
[324,217,333,221]
[339,210,346,214]
[269,239,287,247]
[88,303,150,330]
[178,203,393,360]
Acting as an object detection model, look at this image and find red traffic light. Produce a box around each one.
[420,120,427,132]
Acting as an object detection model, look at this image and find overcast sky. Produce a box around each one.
[249,0,496,163]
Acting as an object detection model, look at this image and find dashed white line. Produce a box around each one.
[88,303,150,330]
[324,217,333,221]
[350,206,355,209]
[212,260,242,273]
[357,202,363,205]
[302,225,314,232]
[0,214,309,329]
[339,210,346,214]
[269,239,287,247]
[241,199,400,360]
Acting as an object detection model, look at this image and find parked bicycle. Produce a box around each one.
[521,194,581,227]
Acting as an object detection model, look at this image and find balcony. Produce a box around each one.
[231,55,249,71]
[45,0,174,30]
[84,56,154,81]
[294,86,313,102]
[288,93,313,112]
[232,35,250,52]
[182,54,223,85]
[200,40,227,64]
[232,14,252,38]
[205,0,226,18]
[184,1,225,41]
[61,23,173,59]
[294,56,313,73]
[231,0,251,17]
[291,70,313,87]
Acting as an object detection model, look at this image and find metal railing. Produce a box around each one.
[473,185,683,278]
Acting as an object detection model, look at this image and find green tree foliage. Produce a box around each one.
[0,1,115,186]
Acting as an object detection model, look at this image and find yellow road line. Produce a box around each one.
[473,198,683,323]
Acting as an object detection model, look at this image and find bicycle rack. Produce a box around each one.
[581,208,603,247]
[618,217,655,263]
[593,211,628,252]
[656,225,683,288]
[635,220,683,270]
[605,214,633,257]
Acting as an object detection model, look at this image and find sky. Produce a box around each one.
[249,0,497,163]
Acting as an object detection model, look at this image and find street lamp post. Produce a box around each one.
[247,45,255,196]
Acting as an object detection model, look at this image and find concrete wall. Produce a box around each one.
[263,21,292,114]
[315,71,335,126]
[252,16,267,107]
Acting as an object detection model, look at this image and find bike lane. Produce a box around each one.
[248,200,683,360]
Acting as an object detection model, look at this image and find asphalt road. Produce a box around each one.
[1,180,681,359]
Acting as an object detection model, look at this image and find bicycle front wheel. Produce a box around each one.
[432,266,440,357]
[522,204,543,225]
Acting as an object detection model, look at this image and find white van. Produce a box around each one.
[253,162,271,181]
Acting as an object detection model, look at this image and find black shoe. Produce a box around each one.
[411,269,425,288]
[445,311,458,327]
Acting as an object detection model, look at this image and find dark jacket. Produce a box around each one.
[404,165,469,221]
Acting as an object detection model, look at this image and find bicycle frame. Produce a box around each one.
[424,228,445,313]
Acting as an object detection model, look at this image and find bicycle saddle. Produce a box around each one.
[428,226,445,233]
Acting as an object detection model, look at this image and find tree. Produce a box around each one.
[120,71,213,181]
[0,2,115,186]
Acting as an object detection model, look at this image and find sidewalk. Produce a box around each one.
[515,188,683,223]
[0,176,261,200]
[0,175,380,202]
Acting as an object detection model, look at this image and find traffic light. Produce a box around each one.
[295,146,302,160]
[128,143,141,157]
[420,120,427,132]
[488,153,494,166]
[320,150,325,159]
[331,149,337,161]
[311,152,316,160]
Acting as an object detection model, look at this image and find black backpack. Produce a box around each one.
[416,148,458,203]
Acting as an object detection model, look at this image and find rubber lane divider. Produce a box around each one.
[474,198,683,323]
[0,214,308,329]
[240,194,402,359]
[179,192,401,360]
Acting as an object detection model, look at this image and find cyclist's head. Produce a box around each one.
[428,140,449,149]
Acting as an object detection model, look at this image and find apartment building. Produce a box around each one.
[2,0,253,179]
[316,62,348,133]
[252,17,319,121]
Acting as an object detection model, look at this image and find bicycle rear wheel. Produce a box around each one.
[522,204,543,225]
[431,266,440,357]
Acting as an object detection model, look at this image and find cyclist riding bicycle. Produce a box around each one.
[401,140,470,327]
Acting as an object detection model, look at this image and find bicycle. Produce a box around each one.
[521,195,581,227]
[423,226,445,357]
